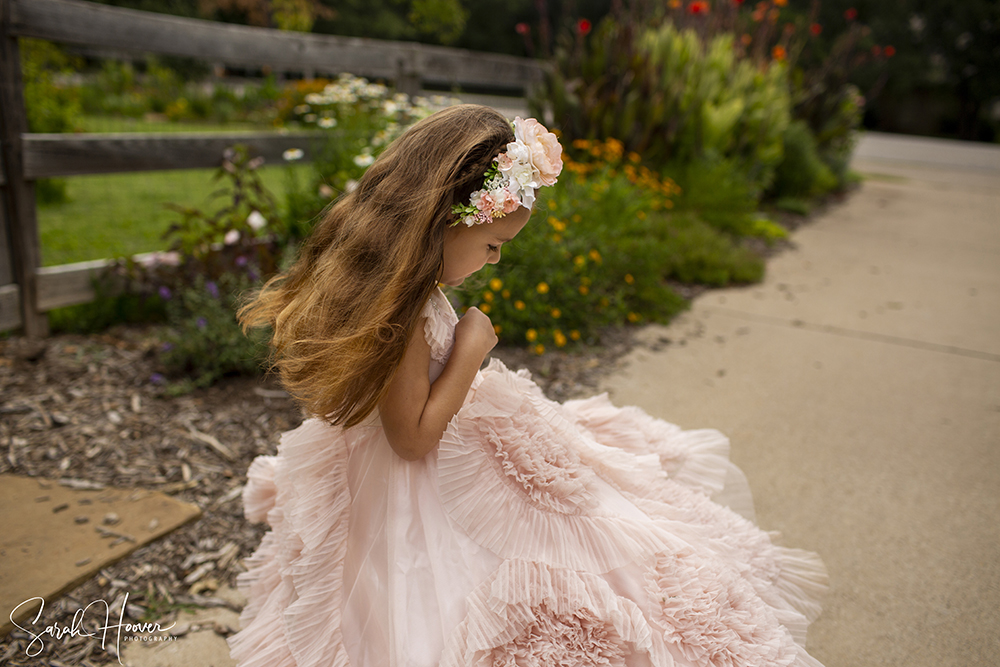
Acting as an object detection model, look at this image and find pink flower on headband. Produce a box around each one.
[514,117,563,186]
[451,117,563,226]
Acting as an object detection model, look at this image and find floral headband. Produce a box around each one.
[451,117,563,226]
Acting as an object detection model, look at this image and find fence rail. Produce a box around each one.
[0,0,541,335]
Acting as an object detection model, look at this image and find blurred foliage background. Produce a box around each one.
[15,0,998,386]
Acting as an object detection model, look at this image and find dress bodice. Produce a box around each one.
[420,287,459,383]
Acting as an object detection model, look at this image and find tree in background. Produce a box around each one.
[790,0,999,141]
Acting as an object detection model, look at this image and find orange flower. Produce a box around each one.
[627,312,641,323]
[526,328,538,342]
[570,330,581,341]
[624,274,635,285]
[479,303,492,314]
[489,277,503,291]
[668,0,682,7]
[514,300,526,310]
[773,0,786,6]
[772,45,787,61]
[536,282,550,294]
[554,330,567,347]
[493,324,503,334]
[579,285,590,295]
[550,308,562,318]
[533,343,545,355]
[688,0,709,14]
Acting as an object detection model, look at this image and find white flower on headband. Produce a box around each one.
[451,117,563,226]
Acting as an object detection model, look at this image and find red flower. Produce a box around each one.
[871,45,882,56]
[689,1,710,14]
[772,45,787,61]
[733,0,745,5]
[577,18,592,35]
[884,45,896,57]
[844,7,857,20]
[809,23,822,36]
[515,22,530,35]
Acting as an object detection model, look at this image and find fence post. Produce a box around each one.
[0,0,48,337]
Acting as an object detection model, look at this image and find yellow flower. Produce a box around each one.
[627,312,641,323]
[551,308,561,318]
[628,152,641,164]
[548,216,566,232]
[514,300,526,311]
[526,328,538,342]
[570,330,581,341]
[536,282,550,294]
[501,289,511,299]
[534,343,545,355]
[572,214,582,223]
[574,255,586,268]
[588,249,602,263]
[624,274,635,285]
[579,285,590,296]
[551,234,562,243]
[480,303,492,314]
[548,199,558,210]
[483,290,494,302]
[636,210,646,220]
[554,330,567,347]
[493,324,503,335]
[489,278,503,291]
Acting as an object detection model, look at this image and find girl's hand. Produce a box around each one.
[455,307,498,358]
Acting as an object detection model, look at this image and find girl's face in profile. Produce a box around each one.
[440,206,531,286]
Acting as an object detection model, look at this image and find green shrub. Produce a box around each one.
[158,273,269,392]
[770,120,838,199]
[532,18,791,193]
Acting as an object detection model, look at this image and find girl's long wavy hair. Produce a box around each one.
[239,104,515,427]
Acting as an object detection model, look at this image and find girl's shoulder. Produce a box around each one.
[421,287,458,365]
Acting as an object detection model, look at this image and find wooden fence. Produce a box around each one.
[0,0,543,336]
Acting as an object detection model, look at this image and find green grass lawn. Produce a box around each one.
[37,164,311,266]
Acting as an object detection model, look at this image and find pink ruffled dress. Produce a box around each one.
[227,287,828,667]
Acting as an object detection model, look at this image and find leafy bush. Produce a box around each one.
[453,139,766,354]
[532,15,791,193]
[20,39,81,205]
[769,120,838,200]
[158,273,269,393]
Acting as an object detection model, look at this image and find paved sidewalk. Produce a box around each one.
[601,133,1000,666]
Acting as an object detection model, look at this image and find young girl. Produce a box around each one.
[227,104,827,667]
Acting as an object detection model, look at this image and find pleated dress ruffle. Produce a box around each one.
[228,288,827,667]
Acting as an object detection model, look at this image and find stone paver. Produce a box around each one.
[0,474,201,638]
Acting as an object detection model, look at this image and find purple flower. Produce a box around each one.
[160,342,174,352]
[235,256,248,267]
[206,281,219,299]
[158,286,172,300]
[196,317,208,329]
[247,269,259,282]
[150,373,166,385]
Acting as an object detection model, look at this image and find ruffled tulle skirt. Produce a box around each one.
[228,359,827,667]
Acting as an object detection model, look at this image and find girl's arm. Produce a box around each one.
[379,307,497,461]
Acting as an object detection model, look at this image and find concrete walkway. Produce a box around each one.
[601,132,1000,666]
